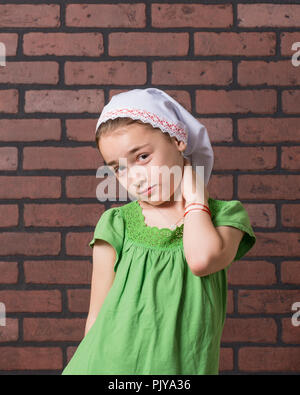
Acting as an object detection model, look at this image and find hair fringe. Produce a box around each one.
[95,117,173,148]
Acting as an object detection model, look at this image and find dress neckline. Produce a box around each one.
[135,200,184,234]
[120,200,183,249]
[121,198,217,249]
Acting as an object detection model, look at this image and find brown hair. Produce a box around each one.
[95,117,173,150]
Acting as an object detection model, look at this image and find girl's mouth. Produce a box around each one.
[139,185,156,196]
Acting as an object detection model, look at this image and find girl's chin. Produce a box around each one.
[139,193,173,204]
[132,185,178,203]
[139,193,162,203]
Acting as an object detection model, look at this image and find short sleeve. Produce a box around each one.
[89,207,125,272]
[210,198,256,262]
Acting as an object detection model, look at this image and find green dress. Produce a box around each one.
[62,197,256,375]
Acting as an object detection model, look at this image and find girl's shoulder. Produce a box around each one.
[117,199,137,212]
[89,204,127,250]
[208,196,251,223]
[117,199,140,218]
[100,200,139,229]
[208,197,256,262]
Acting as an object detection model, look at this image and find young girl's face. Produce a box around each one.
[98,123,186,204]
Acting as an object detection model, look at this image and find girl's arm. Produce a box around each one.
[183,197,224,275]
[84,240,116,337]
[184,208,244,277]
[182,157,243,276]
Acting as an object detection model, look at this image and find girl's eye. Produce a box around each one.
[114,166,126,174]
[138,153,149,161]
[114,154,149,173]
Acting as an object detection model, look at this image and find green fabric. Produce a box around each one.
[62,197,256,375]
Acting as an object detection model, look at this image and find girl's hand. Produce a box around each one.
[181,157,209,206]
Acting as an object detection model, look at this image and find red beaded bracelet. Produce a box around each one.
[185,202,211,217]
[184,207,211,218]
[184,208,211,217]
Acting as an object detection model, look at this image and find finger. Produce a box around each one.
[184,157,192,166]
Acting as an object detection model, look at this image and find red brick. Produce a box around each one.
[281,147,300,170]
[24,203,101,227]
[109,32,189,56]
[0,33,18,56]
[0,347,62,370]
[238,118,300,143]
[228,261,276,285]
[198,118,233,143]
[250,232,298,258]
[25,89,104,113]
[219,348,234,371]
[227,289,234,314]
[239,347,300,372]
[238,61,300,86]
[167,91,191,111]
[66,176,101,198]
[281,204,300,227]
[222,318,277,343]
[238,203,275,228]
[0,147,17,170]
[67,289,91,313]
[0,119,61,142]
[209,175,234,201]
[280,32,300,56]
[213,146,276,170]
[282,90,300,114]
[238,175,300,200]
[282,318,300,343]
[66,346,77,363]
[0,261,18,283]
[0,318,18,342]
[24,260,91,285]
[152,61,232,85]
[0,290,61,312]
[281,261,300,284]
[238,4,300,28]
[0,232,60,256]
[0,89,18,113]
[238,290,300,314]
[23,33,103,56]
[0,62,58,84]
[195,32,276,56]
[66,118,98,142]
[0,176,61,199]
[66,232,95,256]
[66,4,146,28]
[152,4,232,28]
[0,205,18,227]
[0,5,60,28]
[23,147,102,170]
[23,318,85,341]
[196,90,276,114]
[65,61,146,85]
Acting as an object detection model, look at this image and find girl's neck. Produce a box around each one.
[138,196,186,213]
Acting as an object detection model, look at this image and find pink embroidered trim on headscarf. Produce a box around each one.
[99,108,188,141]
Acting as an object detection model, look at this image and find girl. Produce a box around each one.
[62,88,256,375]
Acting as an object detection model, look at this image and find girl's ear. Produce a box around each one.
[172,136,187,153]
[178,140,187,154]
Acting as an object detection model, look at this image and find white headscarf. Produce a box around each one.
[95,88,214,186]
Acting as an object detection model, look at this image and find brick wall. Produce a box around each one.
[0,1,299,374]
